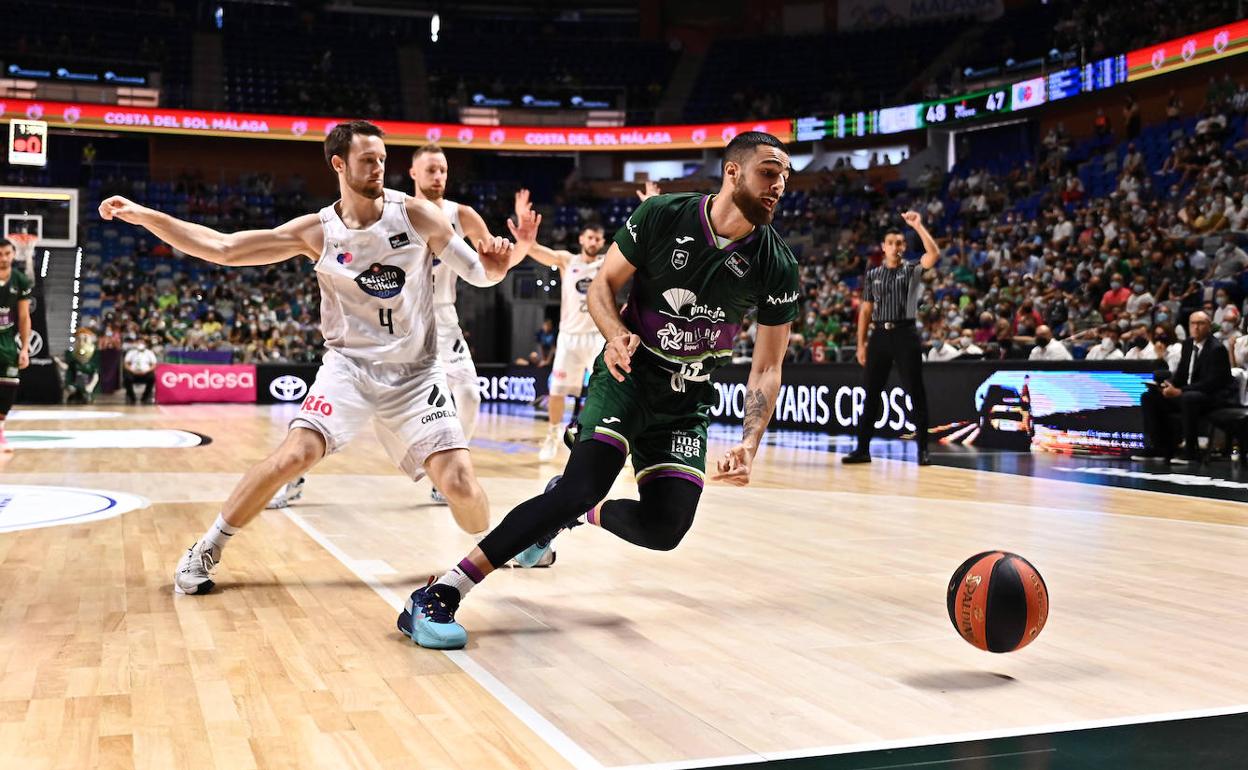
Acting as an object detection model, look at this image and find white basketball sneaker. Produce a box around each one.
[538,425,562,462]
[173,541,219,595]
[265,476,306,509]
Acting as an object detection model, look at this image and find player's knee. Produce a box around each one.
[274,432,324,476]
[438,464,481,504]
[648,506,695,551]
[547,475,605,517]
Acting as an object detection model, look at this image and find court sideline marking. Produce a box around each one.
[609,704,1248,770]
[280,507,610,770]
[283,498,1248,770]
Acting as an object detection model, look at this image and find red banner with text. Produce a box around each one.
[0,97,792,152]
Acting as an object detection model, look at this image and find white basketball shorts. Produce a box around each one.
[434,308,478,387]
[550,332,604,396]
[290,349,467,481]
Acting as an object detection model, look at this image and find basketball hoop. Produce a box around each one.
[7,232,38,260]
[5,232,38,275]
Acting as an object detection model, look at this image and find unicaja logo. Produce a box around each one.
[269,375,308,402]
[159,369,255,389]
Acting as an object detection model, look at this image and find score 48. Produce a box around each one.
[923,88,1008,125]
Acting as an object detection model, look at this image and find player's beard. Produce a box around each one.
[346,168,384,200]
[418,183,443,201]
[731,179,774,226]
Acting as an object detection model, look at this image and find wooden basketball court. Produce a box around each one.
[2,404,1246,769]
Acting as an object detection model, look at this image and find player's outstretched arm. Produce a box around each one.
[712,321,790,487]
[408,197,515,286]
[98,196,320,266]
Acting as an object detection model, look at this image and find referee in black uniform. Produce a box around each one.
[843,210,940,466]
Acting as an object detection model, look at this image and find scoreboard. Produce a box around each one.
[918,87,1011,127]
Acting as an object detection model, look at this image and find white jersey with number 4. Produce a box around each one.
[315,188,437,365]
[559,254,603,336]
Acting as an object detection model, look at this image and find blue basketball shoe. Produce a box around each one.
[513,476,585,568]
[397,578,468,649]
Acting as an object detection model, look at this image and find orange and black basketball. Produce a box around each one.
[947,552,1048,653]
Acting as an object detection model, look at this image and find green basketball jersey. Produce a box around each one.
[0,269,33,338]
[613,193,799,377]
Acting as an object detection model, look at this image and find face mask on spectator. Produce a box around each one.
[1110,281,1122,290]
[1100,337,1115,351]
[1175,260,1186,269]
[1133,284,1145,293]
[1133,337,1148,349]
[1156,312,1169,323]
[1118,319,1130,330]
[1222,321,1236,334]
[1216,296,1229,307]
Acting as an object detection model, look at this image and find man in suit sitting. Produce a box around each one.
[1136,311,1236,463]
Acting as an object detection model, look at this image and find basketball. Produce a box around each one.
[947,552,1049,653]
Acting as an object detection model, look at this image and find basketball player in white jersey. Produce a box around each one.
[512,189,608,462]
[408,145,497,501]
[98,120,539,595]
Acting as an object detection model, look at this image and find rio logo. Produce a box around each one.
[300,394,334,417]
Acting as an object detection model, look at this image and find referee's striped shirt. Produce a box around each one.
[863,261,924,322]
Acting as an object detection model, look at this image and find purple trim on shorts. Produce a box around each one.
[457,558,485,583]
[591,430,627,455]
[587,506,599,526]
[640,469,705,489]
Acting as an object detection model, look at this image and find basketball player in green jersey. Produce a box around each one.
[399,132,800,649]
[0,238,33,451]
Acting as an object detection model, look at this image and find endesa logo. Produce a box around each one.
[159,369,254,390]
[155,364,257,404]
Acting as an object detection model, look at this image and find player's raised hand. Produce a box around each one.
[98,195,150,224]
[603,331,640,382]
[514,188,533,219]
[636,181,662,202]
[901,210,923,228]
[507,208,541,246]
[711,444,753,487]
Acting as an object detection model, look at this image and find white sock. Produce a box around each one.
[435,560,482,597]
[200,514,239,556]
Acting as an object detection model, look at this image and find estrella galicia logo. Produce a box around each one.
[671,248,689,270]
[388,231,411,249]
[355,263,406,299]
[725,253,750,278]
[576,276,593,294]
[269,375,308,402]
